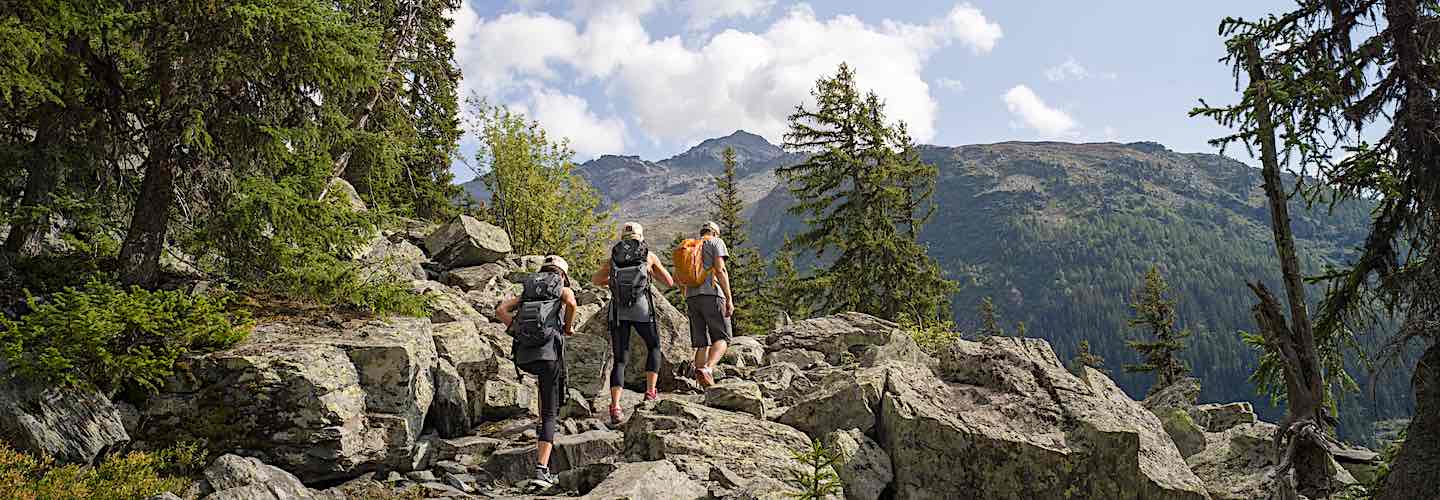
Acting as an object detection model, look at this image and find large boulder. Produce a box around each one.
[441,263,510,292]
[704,380,766,419]
[424,215,512,269]
[777,366,887,439]
[1142,377,1202,416]
[1193,402,1258,433]
[580,460,708,500]
[195,454,315,499]
[1186,420,1356,500]
[412,280,480,325]
[824,428,893,500]
[878,336,1210,499]
[139,318,440,482]
[354,235,426,281]
[764,313,928,368]
[0,362,130,464]
[429,359,470,438]
[623,399,810,487]
[1158,408,1207,459]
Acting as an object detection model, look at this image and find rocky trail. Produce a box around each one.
[0,215,1384,499]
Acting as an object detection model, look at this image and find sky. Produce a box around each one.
[447,0,1295,182]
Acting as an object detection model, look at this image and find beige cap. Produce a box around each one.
[701,221,721,235]
[542,255,570,274]
[621,222,644,241]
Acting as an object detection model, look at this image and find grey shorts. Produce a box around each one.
[686,295,733,348]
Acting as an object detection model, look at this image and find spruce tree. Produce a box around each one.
[977,297,1004,337]
[1072,340,1107,373]
[1123,267,1191,391]
[707,147,772,335]
[779,63,955,325]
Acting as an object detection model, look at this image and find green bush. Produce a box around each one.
[0,444,196,499]
[0,280,248,395]
[902,318,962,356]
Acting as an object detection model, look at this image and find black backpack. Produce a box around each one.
[512,272,565,352]
[609,240,650,308]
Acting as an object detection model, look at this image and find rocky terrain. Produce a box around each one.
[0,216,1385,499]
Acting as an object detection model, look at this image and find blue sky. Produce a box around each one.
[448,0,1294,182]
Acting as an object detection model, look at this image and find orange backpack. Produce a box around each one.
[672,237,712,287]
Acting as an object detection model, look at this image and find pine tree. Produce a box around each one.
[769,245,808,324]
[1072,340,1107,373]
[1123,267,1191,391]
[707,147,773,335]
[779,63,956,325]
[977,297,1004,337]
[470,99,612,276]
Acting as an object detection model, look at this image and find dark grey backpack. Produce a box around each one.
[609,239,650,309]
[512,272,565,364]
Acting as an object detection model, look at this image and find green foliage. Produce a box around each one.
[469,98,612,277]
[1072,340,1107,373]
[786,439,843,500]
[768,245,811,322]
[977,297,1004,338]
[0,443,196,499]
[780,63,956,325]
[709,147,775,335]
[1123,267,1192,391]
[903,317,962,356]
[0,280,247,395]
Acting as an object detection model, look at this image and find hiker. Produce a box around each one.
[591,222,675,425]
[494,255,577,489]
[674,221,732,387]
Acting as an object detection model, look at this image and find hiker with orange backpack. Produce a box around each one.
[672,221,732,387]
[591,222,675,425]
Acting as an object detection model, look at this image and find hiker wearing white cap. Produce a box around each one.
[591,222,675,425]
[495,254,577,490]
[678,221,732,387]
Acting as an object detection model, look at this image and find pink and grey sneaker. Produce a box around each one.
[644,388,658,401]
[609,405,623,426]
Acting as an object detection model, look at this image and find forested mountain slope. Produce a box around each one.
[747,140,1410,441]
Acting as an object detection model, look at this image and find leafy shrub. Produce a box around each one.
[786,439,843,499]
[0,444,194,499]
[0,280,248,395]
[902,318,962,356]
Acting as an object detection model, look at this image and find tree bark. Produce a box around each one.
[118,151,175,287]
[3,106,64,257]
[1377,341,1440,500]
[1243,42,1330,498]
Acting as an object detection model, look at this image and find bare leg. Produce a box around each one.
[693,348,709,373]
[538,441,553,467]
[645,371,659,393]
[704,339,728,370]
[609,386,622,408]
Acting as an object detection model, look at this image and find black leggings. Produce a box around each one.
[610,321,661,388]
[519,359,563,442]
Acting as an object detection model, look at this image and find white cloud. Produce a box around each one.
[936,78,965,92]
[452,1,1002,153]
[1003,85,1078,138]
[1044,57,1089,82]
[528,88,628,157]
[1102,125,1118,140]
[681,0,775,30]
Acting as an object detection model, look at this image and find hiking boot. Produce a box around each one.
[698,367,715,388]
[532,465,557,490]
[644,387,658,401]
[609,405,623,426]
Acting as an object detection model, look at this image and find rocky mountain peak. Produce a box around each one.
[663,129,785,172]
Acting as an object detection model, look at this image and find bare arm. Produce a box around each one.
[649,252,675,288]
[591,261,611,287]
[714,256,733,310]
[561,288,578,335]
[495,297,520,327]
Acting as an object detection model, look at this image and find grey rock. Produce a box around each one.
[355,236,427,281]
[558,462,619,495]
[477,361,538,422]
[435,435,503,462]
[413,280,481,324]
[327,178,367,212]
[483,445,537,483]
[1158,408,1207,458]
[200,454,314,500]
[443,471,475,493]
[435,459,467,475]
[430,358,471,438]
[441,263,510,292]
[722,336,765,367]
[704,380,767,419]
[579,460,707,500]
[767,349,827,369]
[751,362,804,401]
[777,367,886,438]
[624,399,810,487]
[406,470,438,482]
[1186,421,1356,499]
[418,481,465,497]
[765,313,929,368]
[145,493,183,500]
[0,361,129,464]
[1193,402,1258,432]
[824,429,893,500]
[879,335,1209,499]
[1142,377,1202,416]
[552,430,624,472]
[424,215,512,269]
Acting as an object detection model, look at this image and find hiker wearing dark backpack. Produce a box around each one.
[494,255,577,490]
[591,222,675,425]
[673,221,732,388]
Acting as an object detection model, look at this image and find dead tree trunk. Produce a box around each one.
[1243,42,1332,499]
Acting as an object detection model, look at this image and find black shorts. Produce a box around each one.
[686,294,732,348]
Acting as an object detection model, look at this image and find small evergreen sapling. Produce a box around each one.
[786,439,843,499]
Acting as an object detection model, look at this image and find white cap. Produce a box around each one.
[542,255,570,274]
[701,221,721,235]
[621,222,644,241]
